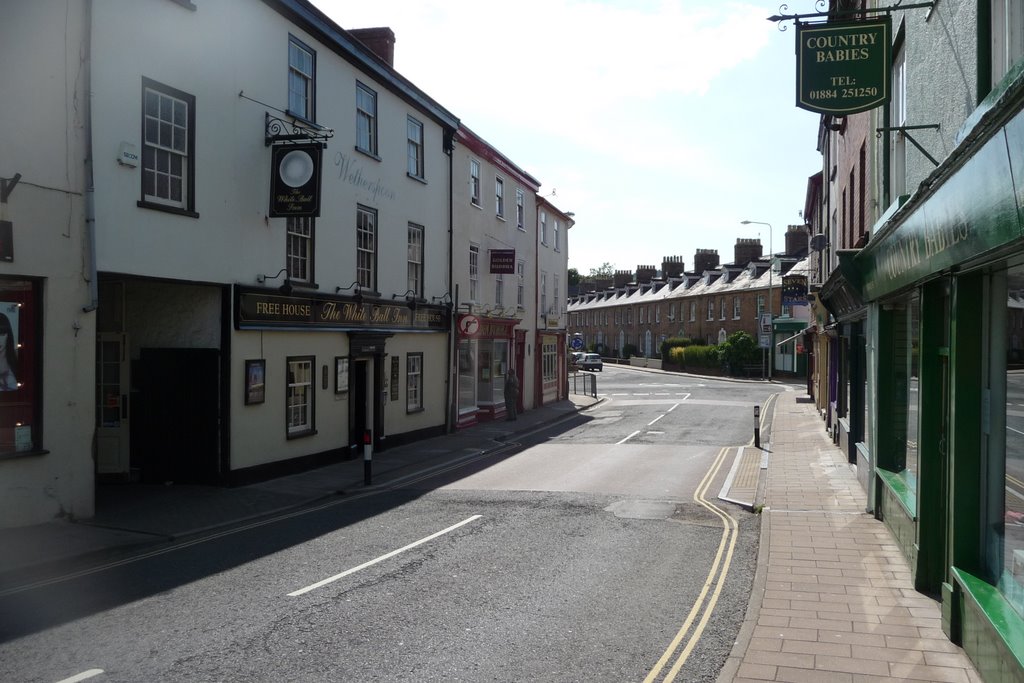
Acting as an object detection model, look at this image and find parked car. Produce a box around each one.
[570,351,585,368]
[579,353,603,371]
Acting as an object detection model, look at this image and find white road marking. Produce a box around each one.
[55,671,104,683]
[648,414,665,426]
[674,395,689,403]
[617,430,641,445]
[288,515,483,597]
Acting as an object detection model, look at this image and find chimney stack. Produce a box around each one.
[635,264,657,284]
[613,270,632,288]
[693,249,720,273]
[734,238,763,266]
[350,27,396,67]
[661,256,685,278]
[785,224,810,257]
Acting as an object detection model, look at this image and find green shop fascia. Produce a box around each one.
[850,64,1024,679]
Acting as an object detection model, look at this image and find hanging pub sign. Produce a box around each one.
[781,275,809,305]
[489,249,515,274]
[269,143,323,217]
[796,18,891,115]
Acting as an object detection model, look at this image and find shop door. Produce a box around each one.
[96,333,130,477]
[351,359,368,453]
[137,348,220,484]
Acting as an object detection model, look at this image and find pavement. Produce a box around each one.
[0,366,983,682]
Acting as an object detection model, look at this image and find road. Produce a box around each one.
[0,366,788,683]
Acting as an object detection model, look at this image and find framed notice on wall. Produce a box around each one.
[245,359,266,405]
[335,357,349,394]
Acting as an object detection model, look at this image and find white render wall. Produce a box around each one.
[89,0,451,302]
[0,1,96,526]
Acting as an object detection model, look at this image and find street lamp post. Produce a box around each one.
[741,220,773,380]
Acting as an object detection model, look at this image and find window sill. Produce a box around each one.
[517,225,526,232]
[407,173,427,185]
[876,467,917,518]
[951,567,1024,671]
[168,0,197,9]
[0,448,50,462]
[355,146,381,162]
[406,407,424,415]
[471,201,482,209]
[286,428,318,440]
[137,200,199,219]
[496,214,506,222]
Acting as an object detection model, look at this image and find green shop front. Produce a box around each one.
[852,80,1024,679]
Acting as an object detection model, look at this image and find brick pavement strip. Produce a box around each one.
[717,392,980,683]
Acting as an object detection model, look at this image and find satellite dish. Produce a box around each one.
[810,234,827,252]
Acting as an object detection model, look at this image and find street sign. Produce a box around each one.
[570,337,584,350]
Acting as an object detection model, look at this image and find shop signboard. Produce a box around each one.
[269,143,323,217]
[796,19,890,115]
[858,122,1024,301]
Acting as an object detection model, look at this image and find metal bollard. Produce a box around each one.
[754,405,761,449]
[363,429,373,485]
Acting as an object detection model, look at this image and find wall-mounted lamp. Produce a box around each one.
[392,289,419,310]
[431,293,453,308]
[336,280,362,305]
[257,268,292,295]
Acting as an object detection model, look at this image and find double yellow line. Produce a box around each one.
[644,446,740,683]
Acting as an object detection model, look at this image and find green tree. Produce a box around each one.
[568,268,581,286]
[588,262,614,279]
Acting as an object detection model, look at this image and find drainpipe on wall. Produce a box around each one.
[444,128,455,433]
[82,0,98,313]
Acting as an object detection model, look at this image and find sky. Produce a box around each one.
[312,0,823,277]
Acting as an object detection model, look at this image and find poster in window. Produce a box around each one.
[245,359,265,405]
[0,302,20,391]
[335,357,349,394]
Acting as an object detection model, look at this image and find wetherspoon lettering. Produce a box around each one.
[334,152,396,203]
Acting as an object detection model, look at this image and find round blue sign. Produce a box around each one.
[570,337,584,350]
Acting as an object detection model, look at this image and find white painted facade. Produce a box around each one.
[0,2,96,526]
[1,0,573,526]
[451,127,540,425]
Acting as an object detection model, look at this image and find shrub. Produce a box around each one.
[682,344,719,367]
[717,331,759,374]
[661,337,695,362]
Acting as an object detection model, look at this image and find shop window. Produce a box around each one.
[0,279,39,455]
[890,294,920,477]
[990,265,1024,615]
[286,356,314,437]
[406,353,422,413]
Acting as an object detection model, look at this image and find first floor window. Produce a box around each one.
[517,260,525,307]
[469,244,480,301]
[516,188,525,229]
[756,295,766,317]
[733,296,741,319]
[286,356,314,436]
[357,205,377,290]
[407,223,424,297]
[689,301,697,322]
[287,217,313,284]
[495,176,505,217]
[495,274,504,307]
[141,78,195,212]
[706,299,714,321]
[407,353,423,412]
